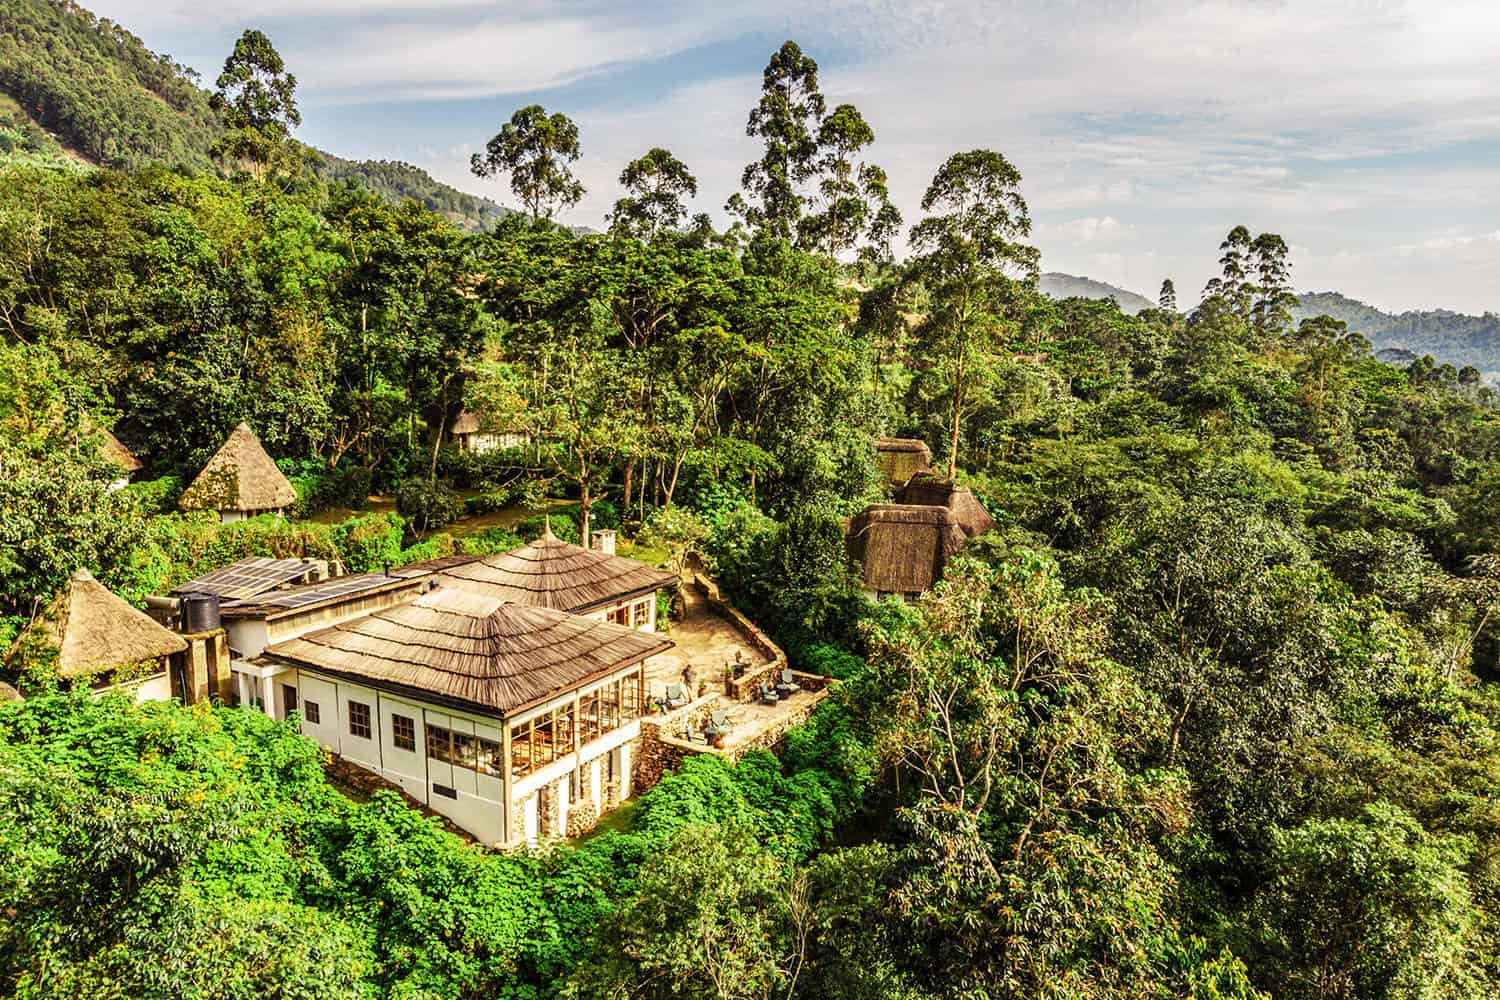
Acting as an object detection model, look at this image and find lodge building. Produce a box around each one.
[152,524,679,846]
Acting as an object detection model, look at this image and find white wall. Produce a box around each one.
[299,673,341,749]
[225,620,271,659]
[288,666,641,847]
[335,681,382,772]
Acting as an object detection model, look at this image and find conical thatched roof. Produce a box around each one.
[266,587,672,717]
[896,473,995,539]
[875,437,932,486]
[8,569,186,680]
[435,525,676,613]
[179,422,296,513]
[848,504,970,595]
[82,416,143,473]
[450,410,482,434]
[0,681,23,703]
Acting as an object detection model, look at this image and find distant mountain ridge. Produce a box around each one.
[1291,291,1500,374]
[0,0,510,230]
[1042,271,1500,375]
[1039,272,1157,314]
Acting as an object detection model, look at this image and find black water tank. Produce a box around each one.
[180,592,222,633]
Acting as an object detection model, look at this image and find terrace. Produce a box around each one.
[639,577,831,771]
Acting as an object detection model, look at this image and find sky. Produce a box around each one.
[87,0,1500,314]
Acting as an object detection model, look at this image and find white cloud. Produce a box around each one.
[81,0,1500,313]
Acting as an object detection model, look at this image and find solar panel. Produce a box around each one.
[173,557,316,600]
[248,574,396,610]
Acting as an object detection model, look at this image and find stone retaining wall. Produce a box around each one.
[689,574,794,705]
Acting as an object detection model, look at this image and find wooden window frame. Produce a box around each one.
[392,713,416,752]
[348,700,372,739]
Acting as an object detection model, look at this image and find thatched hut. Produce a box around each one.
[434,522,676,628]
[5,569,186,699]
[179,422,296,523]
[263,585,673,845]
[0,681,23,703]
[82,417,143,490]
[896,473,996,539]
[875,437,933,487]
[451,410,529,454]
[847,504,970,598]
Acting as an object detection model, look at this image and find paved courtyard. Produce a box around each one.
[643,584,768,702]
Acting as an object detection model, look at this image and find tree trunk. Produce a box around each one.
[622,456,635,524]
[580,475,591,550]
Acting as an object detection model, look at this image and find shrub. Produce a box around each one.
[331,513,404,573]
[396,532,458,566]
[124,475,183,514]
[395,477,463,534]
[515,511,579,544]
[459,526,523,556]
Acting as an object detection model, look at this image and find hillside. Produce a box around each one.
[1039,271,1157,314]
[1294,290,1500,374]
[0,0,509,229]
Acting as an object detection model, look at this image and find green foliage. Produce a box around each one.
[1252,802,1479,999]
[394,477,463,535]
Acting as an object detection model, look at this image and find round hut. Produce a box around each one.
[179,422,297,523]
[4,569,187,699]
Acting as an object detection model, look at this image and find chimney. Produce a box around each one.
[591,529,617,555]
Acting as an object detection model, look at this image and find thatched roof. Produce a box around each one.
[266,587,673,717]
[450,410,482,434]
[0,681,23,703]
[847,504,969,595]
[876,437,932,485]
[8,569,186,680]
[179,422,296,513]
[896,473,996,539]
[83,417,143,473]
[435,524,676,613]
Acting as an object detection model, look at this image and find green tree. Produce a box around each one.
[1254,802,1478,1000]
[1250,232,1295,339]
[609,147,698,240]
[798,104,901,261]
[908,149,1039,475]
[208,29,302,180]
[1159,277,1177,311]
[728,41,825,240]
[471,105,585,221]
[564,823,811,1000]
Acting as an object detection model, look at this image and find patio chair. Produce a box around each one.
[775,669,801,698]
[758,682,780,705]
[664,683,690,710]
[710,710,731,731]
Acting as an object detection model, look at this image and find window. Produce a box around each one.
[477,737,503,777]
[453,731,477,770]
[534,712,557,765]
[600,681,619,733]
[607,605,630,626]
[632,599,652,627]
[304,700,321,724]
[282,684,298,714]
[621,668,641,722]
[432,783,457,799]
[427,723,452,763]
[392,714,415,752]
[580,690,600,744]
[348,701,371,739]
[557,704,576,756]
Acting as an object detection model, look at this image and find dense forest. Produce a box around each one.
[0,0,511,228]
[4,10,1500,1000]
